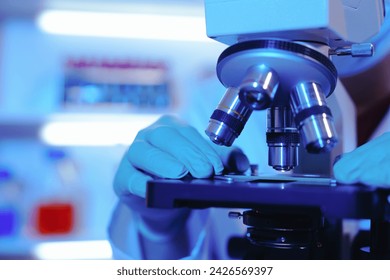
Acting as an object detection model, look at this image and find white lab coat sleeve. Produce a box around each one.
[108,200,212,259]
[108,201,143,259]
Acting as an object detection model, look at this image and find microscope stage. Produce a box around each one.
[146,175,390,220]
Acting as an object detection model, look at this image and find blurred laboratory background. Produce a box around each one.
[2,0,390,261]
[0,0,226,259]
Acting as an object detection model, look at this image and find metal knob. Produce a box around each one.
[329,43,374,57]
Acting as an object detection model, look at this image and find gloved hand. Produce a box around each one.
[333,132,390,186]
[114,114,227,198]
[112,114,249,258]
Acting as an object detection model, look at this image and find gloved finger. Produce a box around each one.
[144,125,215,178]
[334,132,390,186]
[177,125,224,175]
[333,139,382,183]
[113,154,152,198]
[338,132,390,163]
[333,158,361,184]
[334,155,390,186]
[332,143,374,178]
[127,139,188,179]
[147,115,224,175]
[211,145,250,174]
[358,160,390,186]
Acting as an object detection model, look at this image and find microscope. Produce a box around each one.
[147,0,390,259]
[204,0,383,172]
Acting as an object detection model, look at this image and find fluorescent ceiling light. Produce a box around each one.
[34,240,112,260]
[39,114,161,146]
[36,9,212,42]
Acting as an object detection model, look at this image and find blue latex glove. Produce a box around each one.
[333,132,390,186]
[114,115,225,198]
[112,114,249,258]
